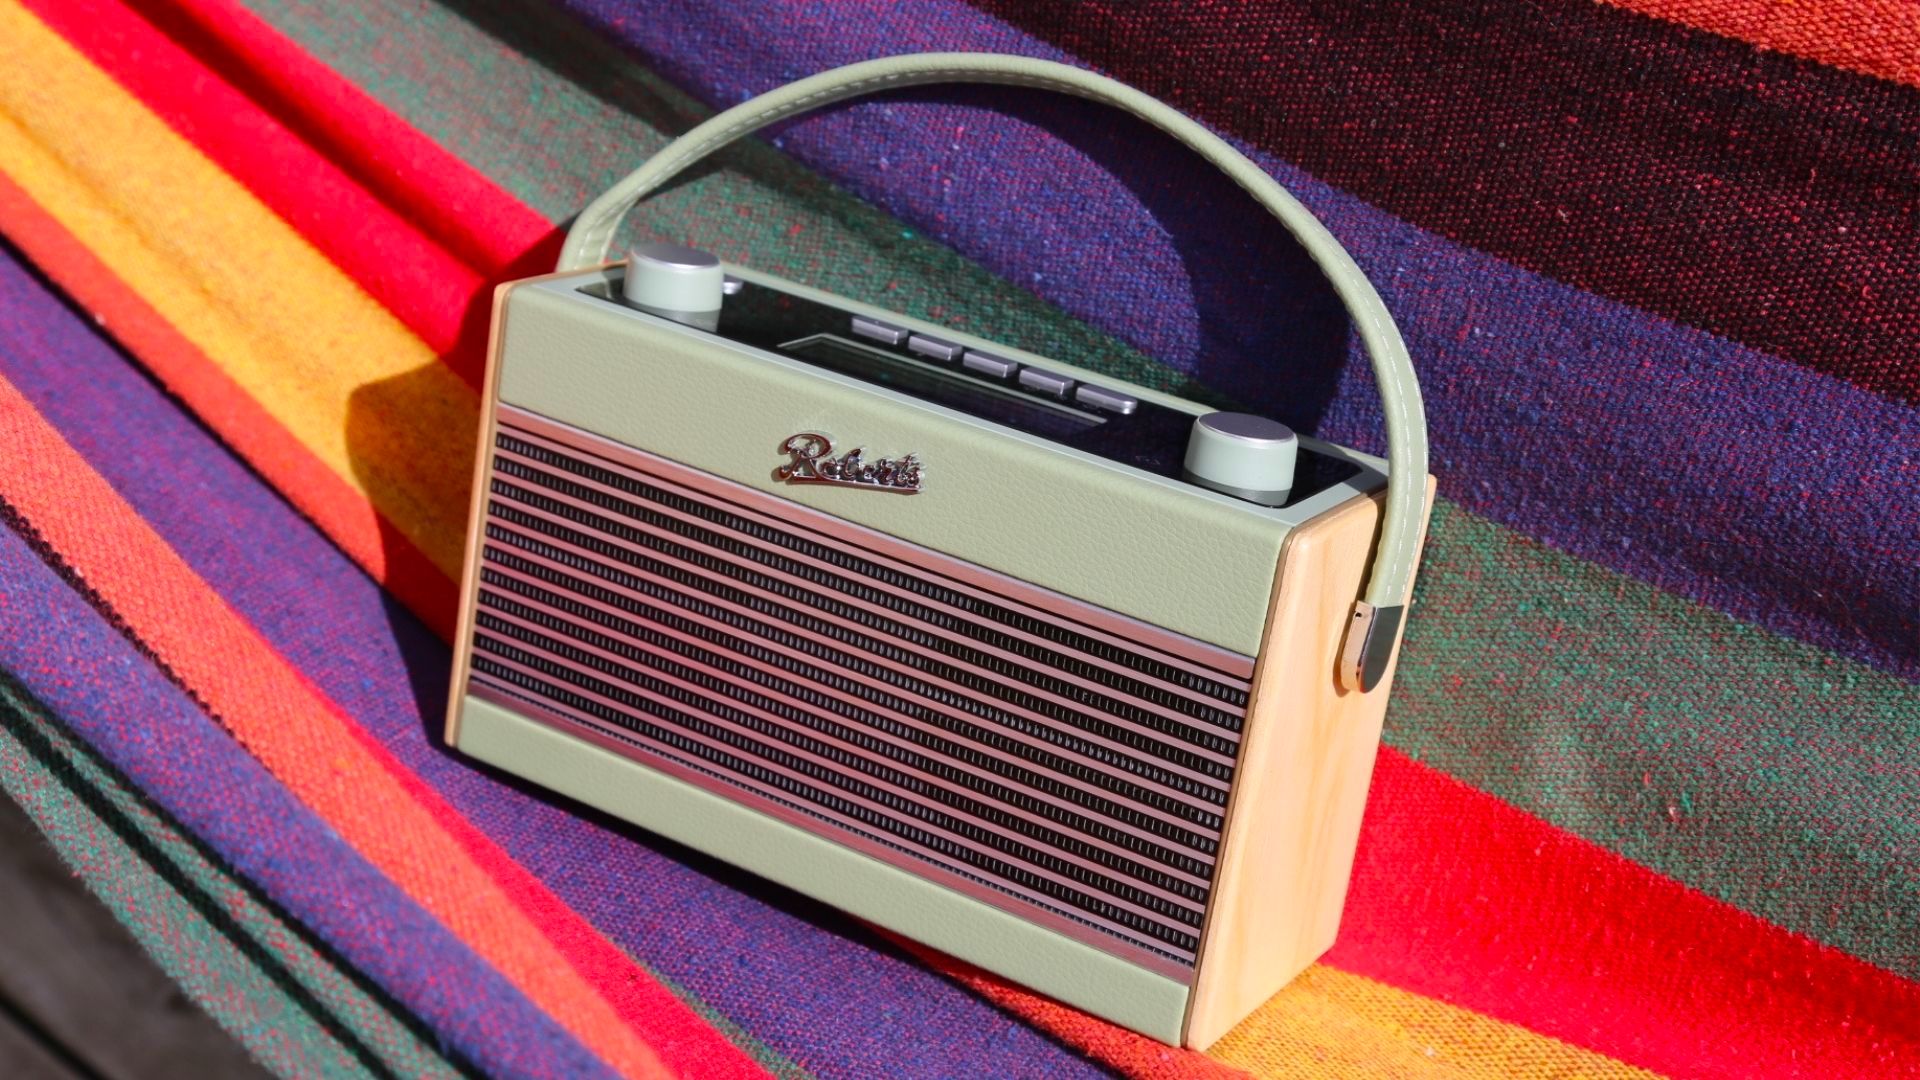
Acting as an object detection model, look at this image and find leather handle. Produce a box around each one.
[558,53,1428,690]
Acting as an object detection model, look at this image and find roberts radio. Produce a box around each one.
[446,53,1433,1047]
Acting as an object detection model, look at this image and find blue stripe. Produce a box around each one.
[0,526,618,1080]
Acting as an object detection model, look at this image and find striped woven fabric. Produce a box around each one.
[0,0,1914,1075]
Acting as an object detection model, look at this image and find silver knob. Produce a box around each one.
[1183,412,1297,507]
[622,242,724,329]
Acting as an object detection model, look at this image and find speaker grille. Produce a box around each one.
[464,406,1256,971]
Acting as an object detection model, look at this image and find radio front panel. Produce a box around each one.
[466,405,1256,974]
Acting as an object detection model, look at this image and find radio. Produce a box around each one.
[446,54,1431,1048]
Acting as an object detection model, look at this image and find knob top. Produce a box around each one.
[1197,412,1293,445]
[1184,412,1298,507]
[623,242,725,317]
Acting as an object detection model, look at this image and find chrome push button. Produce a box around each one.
[1074,384,1138,415]
[962,350,1020,379]
[1017,367,1076,400]
[851,315,908,345]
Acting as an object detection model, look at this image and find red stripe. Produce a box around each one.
[0,168,460,638]
[23,0,561,390]
[141,0,556,277]
[1329,751,1920,1078]
[913,746,1920,1077]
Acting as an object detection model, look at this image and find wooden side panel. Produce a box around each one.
[1184,479,1435,1049]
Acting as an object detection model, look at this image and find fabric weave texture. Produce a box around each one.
[0,0,1914,1077]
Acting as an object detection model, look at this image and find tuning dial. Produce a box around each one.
[622,242,724,329]
[1183,412,1297,507]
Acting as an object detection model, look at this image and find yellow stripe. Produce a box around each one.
[1210,965,1658,1078]
[0,0,470,581]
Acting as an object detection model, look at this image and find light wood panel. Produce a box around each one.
[1185,478,1435,1049]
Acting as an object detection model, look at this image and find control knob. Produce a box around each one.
[1183,412,1297,507]
[622,242,724,330]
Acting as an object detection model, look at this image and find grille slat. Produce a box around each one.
[476,579,1219,872]
[467,410,1256,971]
[487,482,1242,768]
[479,551,1227,833]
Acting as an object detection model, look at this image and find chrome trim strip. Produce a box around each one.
[498,406,1255,681]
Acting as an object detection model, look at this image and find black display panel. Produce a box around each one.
[781,334,1106,439]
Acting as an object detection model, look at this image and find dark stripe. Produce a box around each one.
[969,0,1920,403]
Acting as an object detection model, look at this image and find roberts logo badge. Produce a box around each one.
[775,433,923,494]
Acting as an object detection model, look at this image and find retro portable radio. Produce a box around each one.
[446,54,1431,1047]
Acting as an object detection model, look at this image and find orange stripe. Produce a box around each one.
[897,933,1655,1078]
[0,1,473,586]
[1599,0,1920,88]
[0,167,459,638]
[0,370,678,1079]
[1210,966,1659,1078]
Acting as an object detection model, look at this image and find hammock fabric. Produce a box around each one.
[0,0,1915,1076]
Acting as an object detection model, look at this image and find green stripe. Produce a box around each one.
[0,673,464,1080]
[1396,501,1920,979]
[247,0,1920,989]
[644,966,816,1080]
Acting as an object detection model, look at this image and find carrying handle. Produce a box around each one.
[559,53,1427,691]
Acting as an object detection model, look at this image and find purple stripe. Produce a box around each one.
[0,250,1109,1073]
[0,513,612,1076]
[548,0,1920,683]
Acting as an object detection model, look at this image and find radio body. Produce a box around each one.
[446,54,1431,1048]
